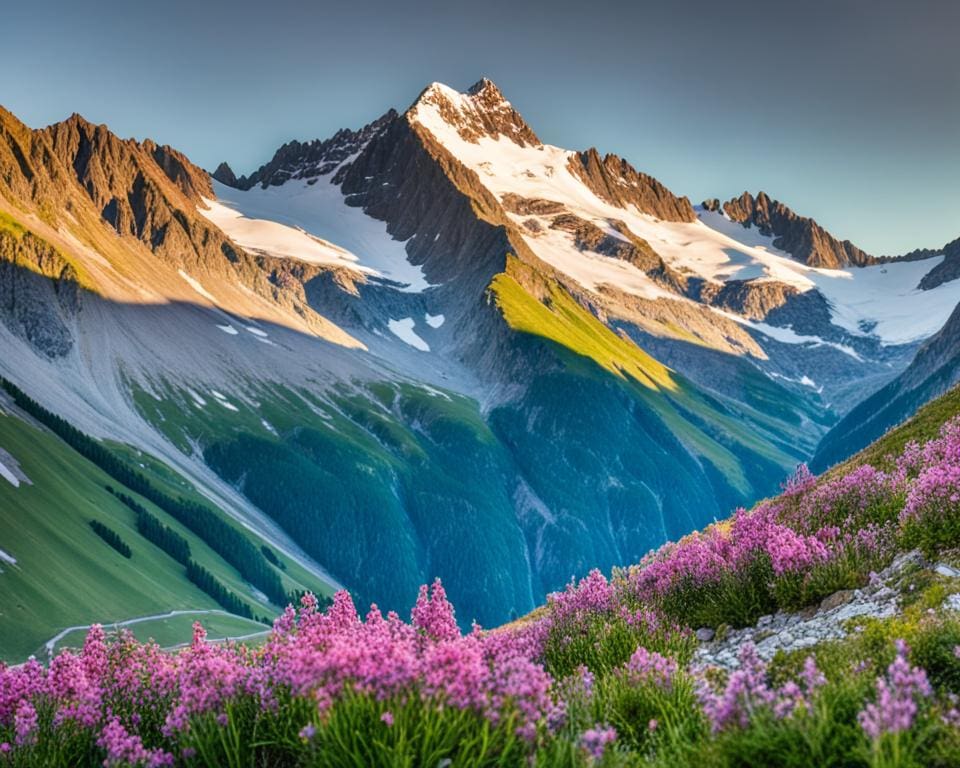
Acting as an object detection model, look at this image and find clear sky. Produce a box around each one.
[2,0,957,254]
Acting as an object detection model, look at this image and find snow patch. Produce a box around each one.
[716,310,863,361]
[177,270,217,303]
[768,371,824,393]
[811,258,959,345]
[216,324,239,336]
[205,180,433,292]
[420,384,452,400]
[245,326,269,338]
[0,459,19,488]
[210,390,239,412]
[0,548,16,566]
[425,313,445,328]
[387,318,431,351]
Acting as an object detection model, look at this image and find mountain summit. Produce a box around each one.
[410,79,541,146]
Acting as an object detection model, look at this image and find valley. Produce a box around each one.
[1,79,959,656]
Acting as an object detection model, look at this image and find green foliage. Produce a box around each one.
[171,692,532,768]
[901,508,960,560]
[109,487,192,565]
[544,613,694,681]
[87,519,132,558]
[598,670,703,755]
[185,560,253,620]
[657,557,779,630]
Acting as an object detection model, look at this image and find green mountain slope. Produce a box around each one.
[0,392,333,661]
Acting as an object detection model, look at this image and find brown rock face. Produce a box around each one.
[500,193,566,217]
[719,191,876,269]
[547,213,684,290]
[567,148,696,223]
[0,228,80,357]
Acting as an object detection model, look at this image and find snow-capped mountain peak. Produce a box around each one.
[409,79,540,147]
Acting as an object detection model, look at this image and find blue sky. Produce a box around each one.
[1,0,957,254]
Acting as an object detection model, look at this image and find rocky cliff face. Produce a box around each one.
[717,191,875,268]
[914,236,960,290]
[412,79,540,147]
[698,279,799,321]
[569,148,696,222]
[0,228,79,357]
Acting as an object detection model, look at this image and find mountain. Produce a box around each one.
[811,300,960,471]
[1,79,959,653]
[703,191,876,269]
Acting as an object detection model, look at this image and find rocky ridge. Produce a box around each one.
[226,109,398,190]
[710,191,876,269]
[694,550,960,669]
[569,148,696,223]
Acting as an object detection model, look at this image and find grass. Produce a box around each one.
[834,385,960,475]
[491,269,676,391]
[0,406,326,661]
[0,209,28,238]
[491,264,800,495]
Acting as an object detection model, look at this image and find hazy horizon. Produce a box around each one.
[2,0,957,255]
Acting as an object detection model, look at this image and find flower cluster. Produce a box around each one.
[0,585,553,765]
[580,725,617,760]
[696,645,826,732]
[858,640,933,740]
[5,412,960,765]
[622,647,677,691]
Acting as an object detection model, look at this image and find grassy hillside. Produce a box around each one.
[826,382,960,475]
[130,377,535,629]
[0,397,330,661]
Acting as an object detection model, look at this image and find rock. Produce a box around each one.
[874,587,897,601]
[212,161,238,187]
[906,235,960,290]
[567,148,697,223]
[699,278,799,322]
[757,614,773,628]
[935,563,960,578]
[890,550,925,572]
[695,627,715,642]
[720,191,875,268]
[944,594,960,612]
[236,109,398,190]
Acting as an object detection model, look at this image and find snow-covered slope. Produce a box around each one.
[408,82,960,349]
[202,180,432,292]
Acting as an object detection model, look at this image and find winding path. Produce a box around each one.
[41,608,270,660]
